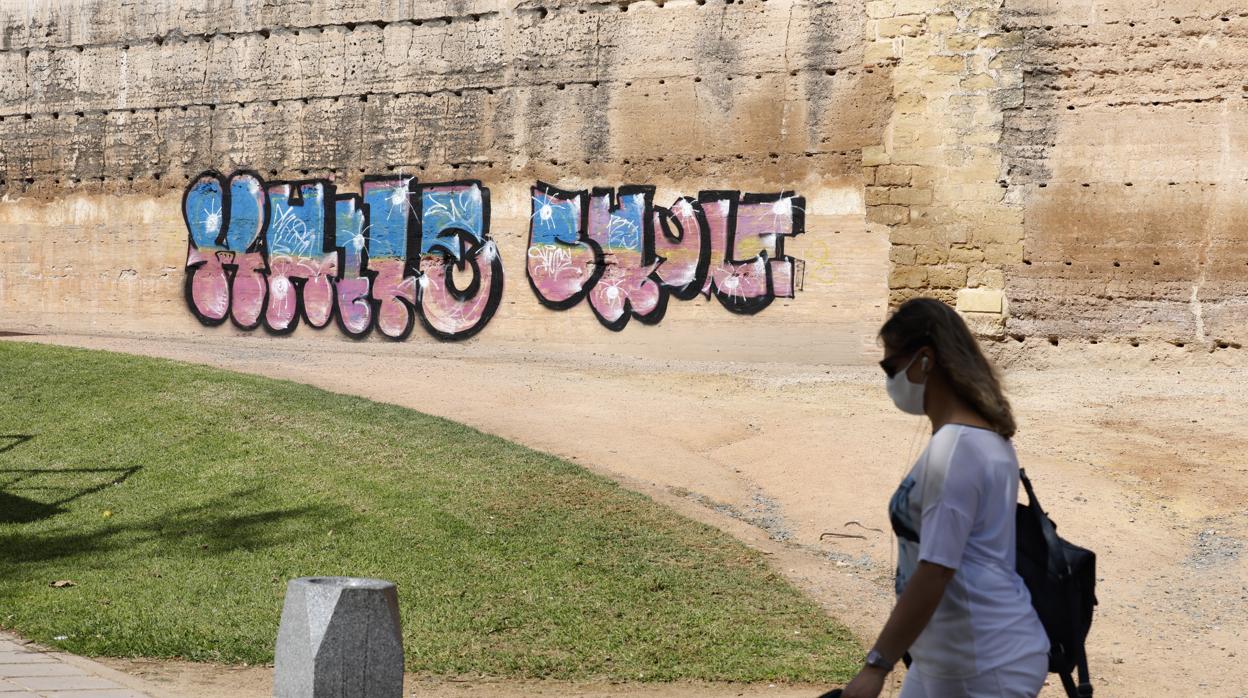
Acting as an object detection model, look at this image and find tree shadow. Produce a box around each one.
[0,486,351,572]
[0,434,33,454]
[0,462,141,524]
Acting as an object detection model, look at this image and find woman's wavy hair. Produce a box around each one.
[878,297,1016,439]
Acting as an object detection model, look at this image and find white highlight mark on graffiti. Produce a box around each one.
[607,215,641,249]
[201,205,223,235]
[674,199,694,219]
[528,244,574,281]
[387,180,413,221]
[480,240,497,263]
[596,267,627,310]
[272,203,315,257]
[272,276,292,300]
[769,196,804,234]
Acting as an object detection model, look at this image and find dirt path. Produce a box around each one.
[14,333,1248,697]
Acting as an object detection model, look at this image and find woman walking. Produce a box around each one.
[841,298,1050,698]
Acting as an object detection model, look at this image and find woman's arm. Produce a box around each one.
[841,560,957,698]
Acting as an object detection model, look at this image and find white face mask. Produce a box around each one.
[886,354,928,415]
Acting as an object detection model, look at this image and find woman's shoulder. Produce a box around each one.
[927,424,1014,474]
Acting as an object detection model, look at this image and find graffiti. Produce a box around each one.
[183,173,804,339]
[183,171,504,341]
[527,182,805,330]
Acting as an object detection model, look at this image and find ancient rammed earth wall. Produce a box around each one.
[0,0,893,363]
[1,0,1245,359]
[1001,0,1248,348]
[861,0,1248,349]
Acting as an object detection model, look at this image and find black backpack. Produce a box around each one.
[1015,468,1097,698]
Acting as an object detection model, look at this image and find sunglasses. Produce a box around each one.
[879,351,922,379]
[878,357,908,379]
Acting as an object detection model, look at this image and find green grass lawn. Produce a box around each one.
[0,341,858,682]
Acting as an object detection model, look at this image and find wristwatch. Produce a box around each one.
[864,649,896,672]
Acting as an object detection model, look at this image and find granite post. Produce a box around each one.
[273,577,403,698]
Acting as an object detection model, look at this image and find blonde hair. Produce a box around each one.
[878,298,1017,438]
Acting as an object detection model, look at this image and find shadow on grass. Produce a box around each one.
[0,434,33,454]
[0,462,141,524]
[0,487,351,569]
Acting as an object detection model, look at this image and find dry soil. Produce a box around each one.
[12,333,1246,698]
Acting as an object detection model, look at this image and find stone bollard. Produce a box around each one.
[273,577,404,698]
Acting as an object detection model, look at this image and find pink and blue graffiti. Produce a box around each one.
[183,173,804,340]
[526,183,805,330]
[182,171,504,341]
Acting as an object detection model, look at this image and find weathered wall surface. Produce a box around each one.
[862,0,1248,350]
[1001,0,1248,348]
[0,0,893,363]
[2,0,1246,358]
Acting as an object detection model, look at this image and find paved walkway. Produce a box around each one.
[0,634,157,698]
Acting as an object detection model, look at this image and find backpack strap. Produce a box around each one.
[1019,468,1042,513]
[1059,669,1079,698]
[1056,649,1094,698]
[1076,645,1093,697]
[1019,468,1073,576]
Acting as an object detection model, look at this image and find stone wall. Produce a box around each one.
[861,0,1025,337]
[1,0,1245,358]
[0,0,894,364]
[1001,0,1248,349]
[864,0,1248,349]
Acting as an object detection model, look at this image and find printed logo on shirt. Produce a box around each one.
[889,474,919,543]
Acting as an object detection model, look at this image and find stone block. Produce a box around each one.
[864,41,900,64]
[863,145,891,167]
[866,1,895,20]
[875,164,914,186]
[960,73,998,91]
[913,244,948,265]
[964,9,999,30]
[866,186,892,206]
[926,14,958,33]
[968,267,1006,288]
[274,577,404,698]
[948,246,986,264]
[984,242,1025,264]
[890,245,917,265]
[890,187,933,205]
[895,91,928,113]
[928,55,968,73]
[867,204,911,226]
[878,15,925,38]
[895,0,938,15]
[929,265,969,288]
[979,32,1024,49]
[944,34,979,51]
[956,287,1004,314]
[890,265,928,289]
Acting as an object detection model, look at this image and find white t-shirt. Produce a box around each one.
[888,423,1050,679]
